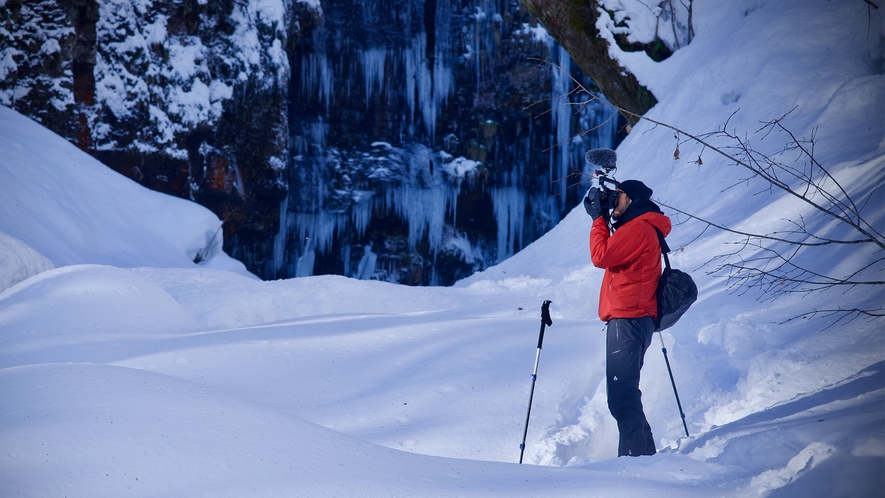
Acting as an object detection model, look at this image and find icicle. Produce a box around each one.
[431,55,453,132]
[295,212,349,256]
[383,184,451,253]
[403,34,453,138]
[351,191,374,237]
[361,48,386,110]
[551,45,571,213]
[309,119,327,151]
[356,244,377,280]
[492,186,526,263]
[341,244,352,278]
[387,145,458,254]
[271,194,290,274]
[302,53,333,112]
[296,248,315,277]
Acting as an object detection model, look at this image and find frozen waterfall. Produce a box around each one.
[269,0,618,285]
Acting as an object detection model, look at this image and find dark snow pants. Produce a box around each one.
[606,316,657,457]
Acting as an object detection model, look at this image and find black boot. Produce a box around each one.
[618,424,657,457]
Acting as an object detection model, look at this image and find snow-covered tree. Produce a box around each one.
[92,0,291,160]
[0,0,76,134]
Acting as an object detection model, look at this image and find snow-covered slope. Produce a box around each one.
[0,0,883,496]
[0,105,252,292]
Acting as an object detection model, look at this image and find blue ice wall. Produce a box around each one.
[269,0,619,284]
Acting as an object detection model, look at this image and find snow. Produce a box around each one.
[0,231,54,293]
[87,0,298,156]
[1,0,884,496]
[0,104,252,284]
[515,22,553,45]
[439,154,480,179]
[600,0,693,51]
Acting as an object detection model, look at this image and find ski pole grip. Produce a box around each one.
[537,300,553,349]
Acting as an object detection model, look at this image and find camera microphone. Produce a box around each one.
[584,148,617,170]
[585,148,620,213]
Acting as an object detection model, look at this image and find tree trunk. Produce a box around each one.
[521,0,657,125]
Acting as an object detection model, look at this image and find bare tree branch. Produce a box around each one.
[532,59,884,324]
[564,87,885,251]
[657,202,873,247]
[781,307,885,331]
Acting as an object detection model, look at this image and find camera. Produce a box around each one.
[585,148,620,212]
[595,176,620,212]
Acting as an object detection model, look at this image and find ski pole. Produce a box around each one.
[519,300,553,464]
[658,332,689,437]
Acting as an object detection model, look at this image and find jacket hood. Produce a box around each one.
[612,198,663,230]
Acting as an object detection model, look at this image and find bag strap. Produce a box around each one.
[653,227,671,270]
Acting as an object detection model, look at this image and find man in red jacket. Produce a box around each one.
[584,179,671,457]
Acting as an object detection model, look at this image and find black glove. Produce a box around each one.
[583,187,606,220]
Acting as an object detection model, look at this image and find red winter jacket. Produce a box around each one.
[590,211,672,322]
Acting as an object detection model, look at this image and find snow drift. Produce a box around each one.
[0,104,252,294]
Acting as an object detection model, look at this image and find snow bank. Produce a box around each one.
[0,105,252,277]
[0,265,203,368]
[0,231,53,294]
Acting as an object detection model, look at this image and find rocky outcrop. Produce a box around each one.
[521,0,656,124]
[2,0,310,261]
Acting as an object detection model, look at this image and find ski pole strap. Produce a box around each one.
[654,227,671,270]
[537,300,553,349]
[541,300,553,326]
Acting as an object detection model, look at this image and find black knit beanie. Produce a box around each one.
[618,179,653,201]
